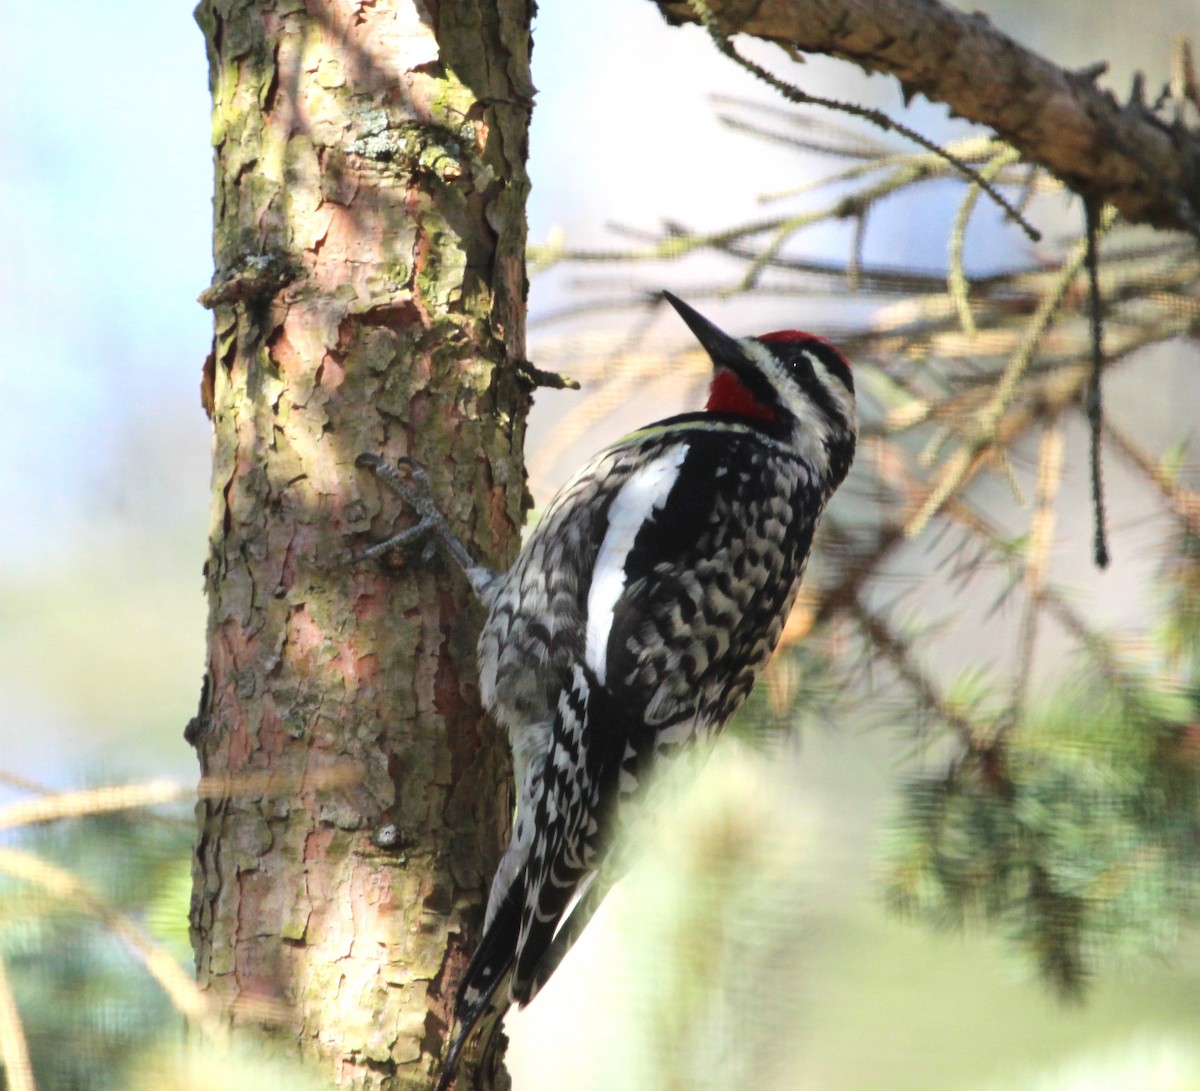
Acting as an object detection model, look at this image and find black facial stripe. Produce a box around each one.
[736,366,783,413]
[805,341,854,395]
[795,355,850,431]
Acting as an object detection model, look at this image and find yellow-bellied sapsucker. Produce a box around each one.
[355,293,856,1089]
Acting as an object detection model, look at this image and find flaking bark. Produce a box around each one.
[188,2,534,1087]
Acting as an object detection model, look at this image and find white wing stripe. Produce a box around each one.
[585,445,689,684]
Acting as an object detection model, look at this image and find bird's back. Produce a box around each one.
[479,413,822,745]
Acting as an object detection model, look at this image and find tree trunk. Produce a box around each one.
[188,3,533,1088]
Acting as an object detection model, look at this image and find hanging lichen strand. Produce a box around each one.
[189,2,534,1088]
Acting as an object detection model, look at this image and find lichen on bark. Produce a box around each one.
[189,2,535,1087]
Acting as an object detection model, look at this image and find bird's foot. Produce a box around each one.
[350,454,449,565]
[352,453,498,600]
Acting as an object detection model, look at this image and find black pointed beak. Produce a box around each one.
[662,291,747,370]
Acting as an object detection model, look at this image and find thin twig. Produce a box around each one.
[905,206,1118,537]
[0,951,36,1091]
[1104,417,1200,538]
[0,772,54,797]
[1085,199,1111,568]
[0,766,363,832]
[1008,423,1064,732]
[852,601,980,747]
[0,779,186,831]
[948,146,1022,337]
[687,0,1042,243]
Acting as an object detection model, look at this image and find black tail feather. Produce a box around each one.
[523,868,616,1003]
[510,846,585,1004]
[436,877,523,1091]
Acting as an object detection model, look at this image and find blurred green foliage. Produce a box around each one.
[886,530,1200,993]
[0,809,193,1090]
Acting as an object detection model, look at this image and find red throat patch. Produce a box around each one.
[706,369,776,424]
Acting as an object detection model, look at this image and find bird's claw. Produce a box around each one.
[351,453,447,565]
[356,452,429,504]
[352,452,495,597]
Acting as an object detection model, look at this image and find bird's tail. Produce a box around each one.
[520,867,615,1001]
[436,877,523,1091]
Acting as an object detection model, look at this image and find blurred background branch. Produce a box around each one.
[656,0,1200,233]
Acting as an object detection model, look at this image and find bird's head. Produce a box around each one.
[663,291,856,487]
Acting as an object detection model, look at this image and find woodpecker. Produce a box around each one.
[355,292,856,1089]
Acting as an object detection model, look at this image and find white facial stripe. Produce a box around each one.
[585,445,689,684]
[804,349,857,432]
